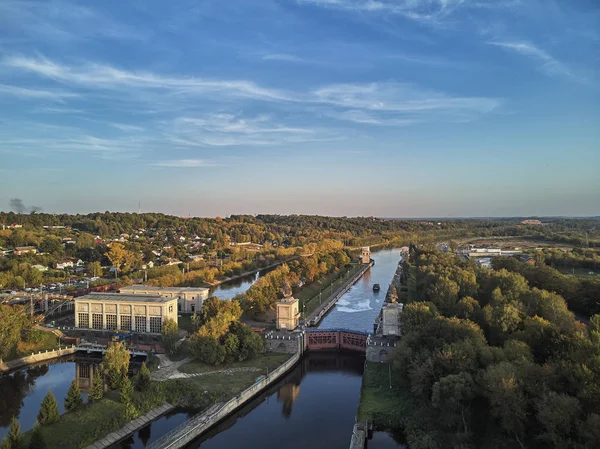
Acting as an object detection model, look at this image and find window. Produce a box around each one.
[135,315,147,332]
[79,363,90,379]
[191,303,195,312]
[92,313,103,330]
[120,315,132,331]
[106,314,117,330]
[169,305,173,313]
[78,313,89,328]
[149,316,162,333]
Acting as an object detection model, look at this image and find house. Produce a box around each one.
[146,261,155,268]
[189,254,204,262]
[56,259,74,270]
[518,255,536,265]
[75,259,85,267]
[95,236,103,244]
[163,258,182,266]
[9,223,23,229]
[521,219,542,225]
[32,264,48,272]
[476,258,493,269]
[14,246,37,256]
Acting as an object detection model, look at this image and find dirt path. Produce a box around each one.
[151,354,261,381]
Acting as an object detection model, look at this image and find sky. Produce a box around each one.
[0,0,598,218]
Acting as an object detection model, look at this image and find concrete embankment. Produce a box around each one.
[307,262,372,327]
[147,351,302,449]
[83,403,174,449]
[0,345,77,373]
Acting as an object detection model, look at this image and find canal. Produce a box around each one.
[0,249,406,448]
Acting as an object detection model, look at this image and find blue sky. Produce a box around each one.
[0,0,598,217]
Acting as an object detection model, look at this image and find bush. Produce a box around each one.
[25,329,45,344]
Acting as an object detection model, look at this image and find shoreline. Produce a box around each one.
[205,256,300,289]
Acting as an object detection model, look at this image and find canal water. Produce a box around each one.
[0,357,84,439]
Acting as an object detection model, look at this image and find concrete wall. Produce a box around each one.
[265,333,304,354]
[149,350,302,449]
[366,339,398,363]
[0,346,77,373]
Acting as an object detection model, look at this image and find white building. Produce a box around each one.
[74,292,177,334]
[56,260,74,270]
[119,285,210,313]
[382,302,403,337]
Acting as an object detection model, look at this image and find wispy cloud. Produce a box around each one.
[312,82,500,114]
[261,53,314,64]
[109,123,145,132]
[4,55,294,103]
[488,41,587,84]
[0,1,149,43]
[151,159,218,168]
[165,114,335,147]
[0,83,77,101]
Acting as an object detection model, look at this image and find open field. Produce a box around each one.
[557,267,600,277]
[457,237,574,250]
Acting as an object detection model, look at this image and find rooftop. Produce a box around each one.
[278,296,299,304]
[120,285,210,293]
[75,292,175,303]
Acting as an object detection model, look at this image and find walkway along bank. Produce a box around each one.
[306,261,373,327]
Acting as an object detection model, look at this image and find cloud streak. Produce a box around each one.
[151,159,217,168]
[488,41,589,84]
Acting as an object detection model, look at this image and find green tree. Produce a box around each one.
[120,376,134,405]
[0,305,29,360]
[64,379,82,412]
[189,335,226,365]
[37,390,60,426]
[5,416,25,449]
[161,318,179,356]
[136,362,151,391]
[28,422,47,449]
[104,342,130,389]
[89,368,104,401]
[86,261,102,278]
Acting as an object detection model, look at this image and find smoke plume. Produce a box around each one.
[9,198,43,214]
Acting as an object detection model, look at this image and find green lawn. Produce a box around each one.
[179,352,290,374]
[177,314,196,333]
[24,399,128,449]
[357,362,410,428]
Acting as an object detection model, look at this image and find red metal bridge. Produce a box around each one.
[305,329,368,353]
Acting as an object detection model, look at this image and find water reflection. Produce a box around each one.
[185,352,365,449]
[209,266,277,300]
[0,358,77,439]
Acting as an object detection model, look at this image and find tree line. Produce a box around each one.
[388,245,600,449]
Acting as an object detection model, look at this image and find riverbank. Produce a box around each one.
[306,263,372,326]
[0,345,77,373]
[206,256,300,288]
[357,362,408,428]
[146,350,302,449]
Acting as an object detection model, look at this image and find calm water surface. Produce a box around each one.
[0,358,84,439]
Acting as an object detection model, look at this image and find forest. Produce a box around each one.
[388,246,600,449]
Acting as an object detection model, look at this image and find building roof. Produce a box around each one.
[278,296,299,304]
[75,292,176,303]
[120,285,210,293]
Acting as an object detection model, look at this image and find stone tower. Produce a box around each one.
[361,246,371,264]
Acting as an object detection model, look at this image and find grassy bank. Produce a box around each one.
[357,362,410,430]
[21,351,291,448]
[171,352,291,402]
[298,264,362,317]
[6,331,60,361]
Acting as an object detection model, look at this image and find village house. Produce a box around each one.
[13,246,37,256]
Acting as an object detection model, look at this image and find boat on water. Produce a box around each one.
[372,283,380,291]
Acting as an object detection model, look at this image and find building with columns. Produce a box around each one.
[74,292,178,334]
[119,285,209,313]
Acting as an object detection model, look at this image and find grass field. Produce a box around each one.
[179,351,290,375]
[557,267,600,277]
[357,362,410,428]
